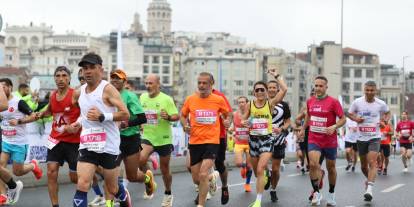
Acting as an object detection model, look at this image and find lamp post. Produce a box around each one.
[402,56,410,112]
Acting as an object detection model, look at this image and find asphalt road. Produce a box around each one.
[15,157,414,207]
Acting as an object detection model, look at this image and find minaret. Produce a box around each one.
[147,0,172,35]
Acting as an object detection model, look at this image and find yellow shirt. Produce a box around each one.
[249,100,272,136]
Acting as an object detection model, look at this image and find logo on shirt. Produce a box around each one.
[64,107,70,112]
[311,106,322,112]
[8,107,14,112]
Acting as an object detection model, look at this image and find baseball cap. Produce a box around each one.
[110,69,127,80]
[78,53,103,67]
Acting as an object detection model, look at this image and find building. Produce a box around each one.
[147,0,172,35]
[0,67,29,90]
[0,35,4,66]
[379,64,402,117]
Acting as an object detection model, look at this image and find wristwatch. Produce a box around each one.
[98,114,105,122]
[17,119,22,125]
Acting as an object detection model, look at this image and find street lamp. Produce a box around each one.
[402,56,410,111]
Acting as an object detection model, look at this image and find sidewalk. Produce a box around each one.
[18,150,348,188]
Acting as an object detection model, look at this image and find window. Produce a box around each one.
[234,90,243,96]
[354,82,362,91]
[143,66,149,73]
[343,95,350,104]
[144,56,149,63]
[162,56,170,64]
[392,78,397,86]
[354,56,362,64]
[47,57,50,64]
[382,78,387,86]
[366,69,374,78]
[342,82,350,91]
[382,97,388,104]
[343,55,350,64]
[288,67,293,74]
[248,91,253,96]
[162,66,169,74]
[354,95,361,100]
[354,69,362,78]
[248,81,254,86]
[235,80,243,86]
[162,76,169,84]
[391,96,398,105]
[152,56,159,64]
[343,68,350,78]
[152,66,159,73]
[287,81,293,87]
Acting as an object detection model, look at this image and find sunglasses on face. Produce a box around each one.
[255,88,266,93]
[78,77,85,81]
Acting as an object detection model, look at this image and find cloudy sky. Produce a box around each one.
[1,0,413,70]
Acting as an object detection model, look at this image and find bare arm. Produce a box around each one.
[104,85,130,122]
[268,70,287,109]
[0,88,7,111]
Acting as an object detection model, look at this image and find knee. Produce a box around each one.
[160,164,170,176]
[13,168,24,176]
[77,177,92,191]
[309,161,319,171]
[327,166,336,174]
[199,171,209,182]
[47,168,58,180]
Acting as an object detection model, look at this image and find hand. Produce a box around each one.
[32,91,39,103]
[120,121,129,129]
[355,116,364,124]
[326,125,337,135]
[8,119,18,126]
[267,67,279,77]
[241,120,250,128]
[160,109,169,120]
[87,107,102,121]
[33,112,41,120]
[183,125,191,133]
[409,136,414,142]
[273,127,282,135]
[65,122,81,133]
[223,119,231,129]
[298,128,305,138]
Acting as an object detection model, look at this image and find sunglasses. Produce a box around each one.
[78,77,85,81]
[255,88,266,93]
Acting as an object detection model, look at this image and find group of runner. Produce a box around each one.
[0,51,412,207]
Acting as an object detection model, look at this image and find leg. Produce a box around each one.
[123,153,145,183]
[325,159,337,192]
[195,159,215,206]
[360,155,368,178]
[139,143,154,172]
[0,153,10,195]
[255,152,272,194]
[159,155,172,192]
[308,151,322,192]
[367,151,379,182]
[271,159,281,189]
[47,162,60,206]
[74,162,97,207]
[401,147,407,168]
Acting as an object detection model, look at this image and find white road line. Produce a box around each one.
[219,182,256,189]
[381,184,405,193]
[288,173,302,177]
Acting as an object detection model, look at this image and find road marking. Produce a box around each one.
[219,182,256,189]
[381,184,405,193]
[288,173,302,177]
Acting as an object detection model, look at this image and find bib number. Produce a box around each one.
[47,136,60,150]
[309,116,327,134]
[235,127,249,140]
[145,110,158,125]
[250,118,268,136]
[80,127,107,153]
[195,110,217,125]
[1,125,17,137]
[358,124,377,137]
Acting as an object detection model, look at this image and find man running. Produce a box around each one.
[344,118,358,172]
[39,66,81,207]
[379,118,393,175]
[0,83,24,205]
[231,96,253,192]
[300,76,346,206]
[180,72,230,207]
[242,69,287,207]
[139,74,179,206]
[267,80,291,202]
[69,53,132,207]
[347,81,390,202]
[395,111,413,173]
[0,78,43,203]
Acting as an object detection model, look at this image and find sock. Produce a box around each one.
[73,190,88,207]
[311,179,319,192]
[92,184,103,197]
[271,187,276,192]
[367,181,374,186]
[115,183,127,201]
[105,200,114,207]
[256,193,262,202]
[222,186,228,191]
[144,174,150,184]
[5,178,16,189]
[329,184,335,193]
[165,190,171,195]
[53,205,59,207]
[246,169,252,184]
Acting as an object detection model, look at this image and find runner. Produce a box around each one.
[241,68,287,207]
[294,106,309,174]
[139,74,179,206]
[344,118,358,172]
[38,66,81,207]
[267,80,290,203]
[180,72,230,207]
[230,96,252,192]
[347,81,390,202]
[69,53,132,207]
[109,70,153,205]
[77,68,86,86]
[379,118,393,175]
[300,75,346,206]
[395,111,413,173]
[0,84,24,205]
[0,78,43,204]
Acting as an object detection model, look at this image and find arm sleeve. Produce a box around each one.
[18,100,33,115]
[128,113,147,126]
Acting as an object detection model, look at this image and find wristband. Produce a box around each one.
[103,113,113,122]
[76,116,83,126]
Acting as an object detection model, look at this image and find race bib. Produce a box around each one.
[80,127,107,153]
[195,110,217,125]
[145,110,158,125]
[358,123,377,137]
[1,125,17,137]
[401,129,410,137]
[47,136,60,150]
[309,116,327,134]
[250,118,269,136]
[235,127,249,140]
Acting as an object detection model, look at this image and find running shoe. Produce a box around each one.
[144,170,157,199]
[161,194,173,207]
[326,192,336,206]
[0,194,7,205]
[6,180,23,205]
[31,159,43,180]
[221,186,229,204]
[351,166,355,172]
[345,164,352,171]
[403,168,409,173]
[270,190,278,202]
[248,200,261,207]
[209,170,219,196]
[383,168,387,175]
[88,195,105,206]
[364,186,373,201]
[244,184,251,192]
[240,166,247,179]
[311,191,322,206]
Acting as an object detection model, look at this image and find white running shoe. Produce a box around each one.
[311,191,322,206]
[7,180,23,205]
[326,192,336,206]
[209,170,219,196]
[161,194,173,207]
[364,185,373,201]
[403,168,409,173]
[194,184,199,192]
[206,191,212,200]
[88,195,105,206]
[143,191,154,200]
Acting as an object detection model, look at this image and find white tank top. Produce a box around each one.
[78,80,120,155]
[0,96,27,145]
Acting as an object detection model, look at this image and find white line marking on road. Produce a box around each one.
[381,184,405,193]
[219,182,256,189]
[336,165,346,169]
[288,173,302,177]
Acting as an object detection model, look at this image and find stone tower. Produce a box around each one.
[147,0,172,35]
